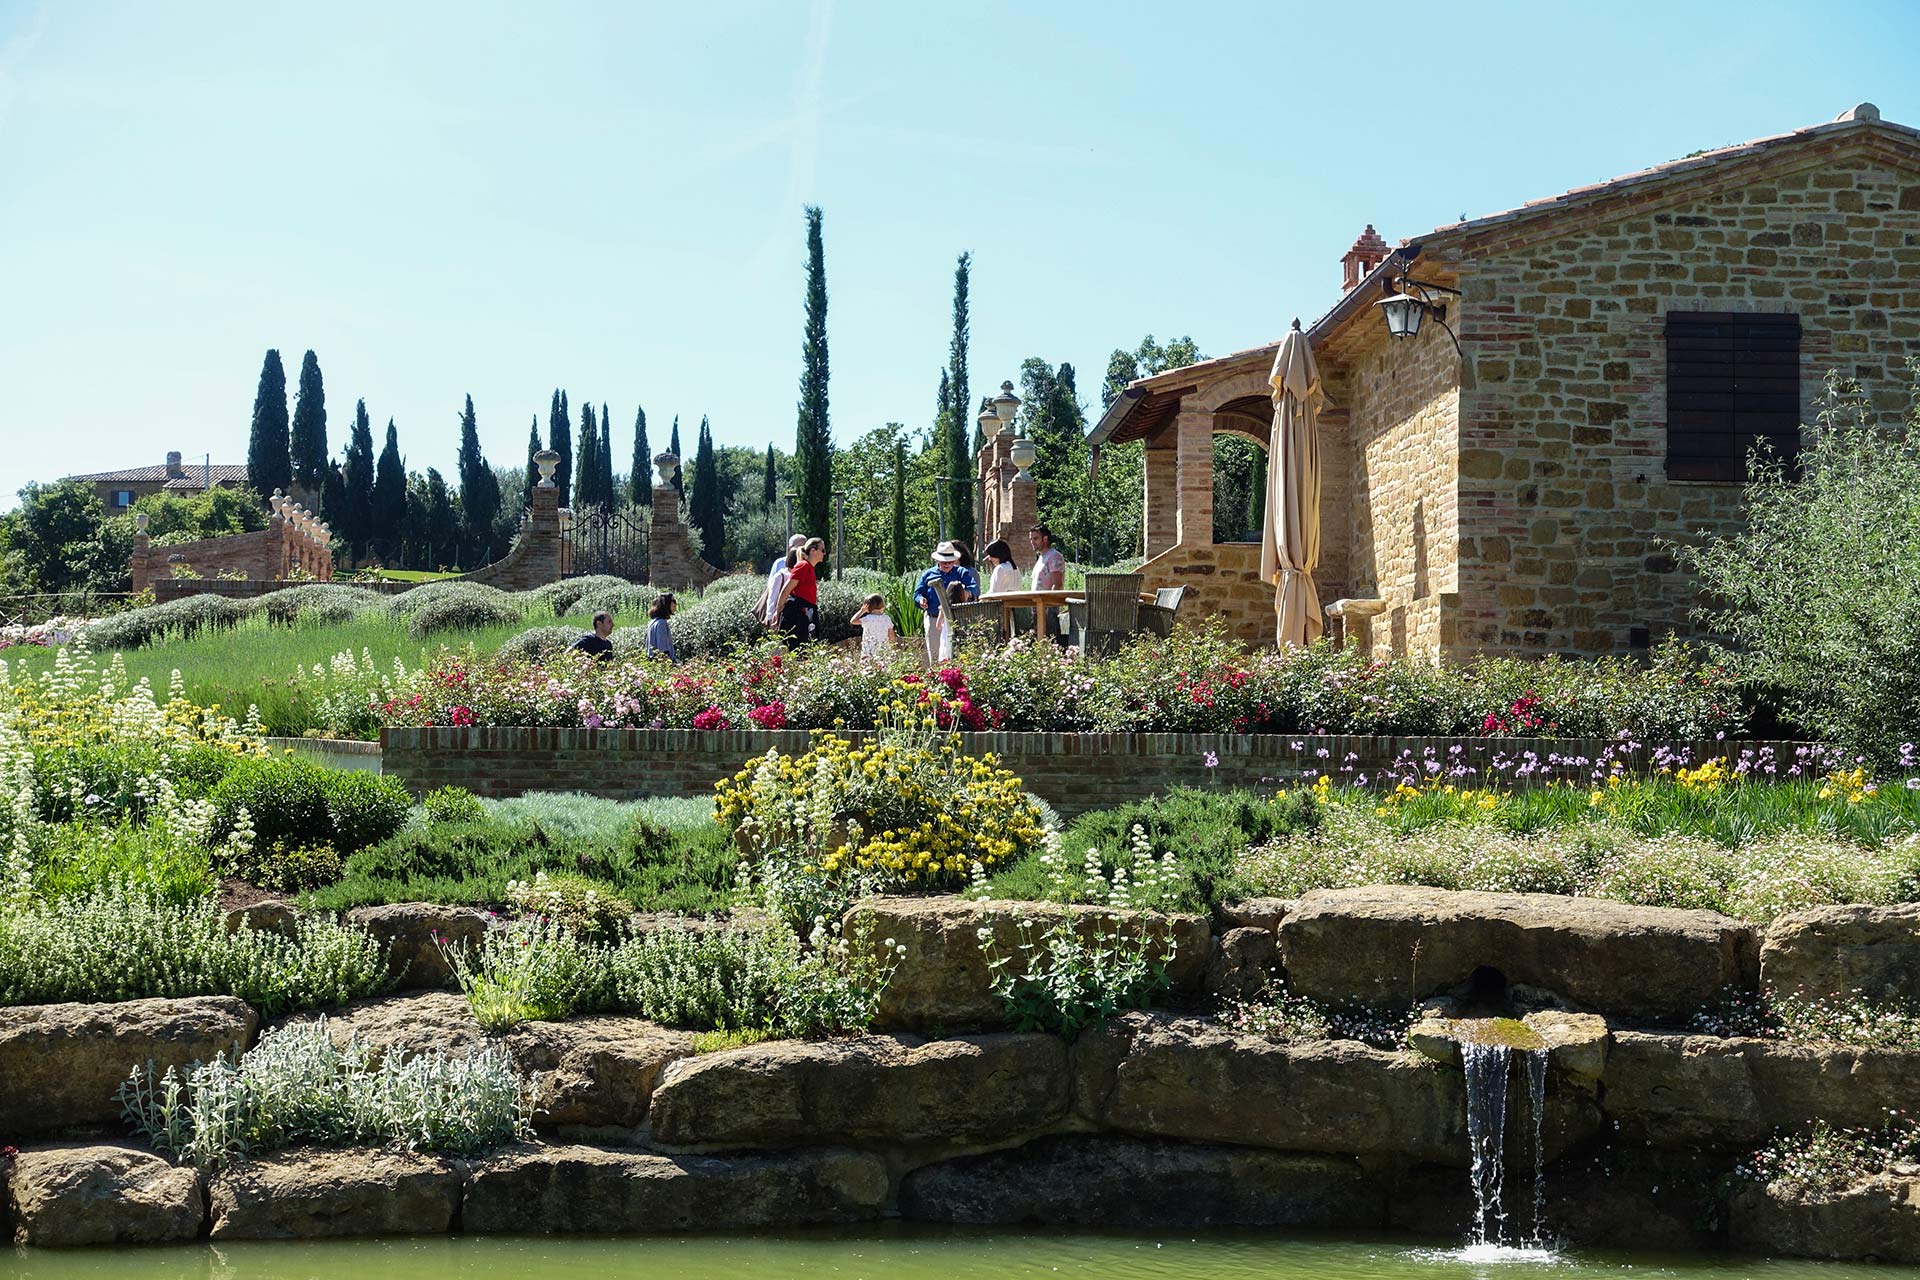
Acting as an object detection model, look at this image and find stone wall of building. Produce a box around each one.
[1448,150,1920,656]
[1331,316,1464,661]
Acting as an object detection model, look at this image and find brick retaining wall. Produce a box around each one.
[380,727,1814,818]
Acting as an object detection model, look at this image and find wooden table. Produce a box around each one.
[984,589,1155,640]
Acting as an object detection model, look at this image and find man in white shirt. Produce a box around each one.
[1027,524,1066,643]
[753,534,807,626]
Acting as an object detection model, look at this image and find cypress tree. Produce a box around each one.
[794,205,832,563]
[548,390,572,509]
[629,406,651,507]
[576,402,600,508]
[289,350,328,498]
[372,419,407,563]
[522,417,542,504]
[340,400,376,564]
[320,463,348,545]
[690,416,724,567]
[246,349,292,499]
[424,468,457,569]
[401,470,429,569]
[762,444,777,510]
[598,403,615,507]
[945,253,972,545]
[456,394,500,566]
[668,417,683,495]
[890,439,908,577]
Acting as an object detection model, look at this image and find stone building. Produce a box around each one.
[1089,104,1920,658]
[68,451,248,510]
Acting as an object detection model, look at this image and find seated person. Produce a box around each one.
[571,610,615,661]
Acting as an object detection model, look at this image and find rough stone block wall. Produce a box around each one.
[1334,320,1462,661]
[1449,150,1920,656]
[381,726,1804,819]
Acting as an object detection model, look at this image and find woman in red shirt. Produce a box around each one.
[774,536,827,648]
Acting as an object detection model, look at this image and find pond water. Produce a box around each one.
[4,1229,1917,1279]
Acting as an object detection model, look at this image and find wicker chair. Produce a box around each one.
[945,599,1005,649]
[1138,585,1187,638]
[1069,572,1143,654]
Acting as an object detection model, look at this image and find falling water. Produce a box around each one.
[1526,1046,1549,1244]
[1461,1041,1511,1247]
[1460,1036,1555,1255]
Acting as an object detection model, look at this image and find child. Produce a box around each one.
[647,592,677,662]
[850,593,895,659]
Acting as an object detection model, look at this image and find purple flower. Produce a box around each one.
[1203,751,1218,769]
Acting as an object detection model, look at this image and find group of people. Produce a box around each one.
[570,591,678,663]
[899,524,1066,663]
[570,523,1068,667]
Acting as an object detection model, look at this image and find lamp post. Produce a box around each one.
[832,489,847,576]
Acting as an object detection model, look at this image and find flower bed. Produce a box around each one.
[364,630,1747,742]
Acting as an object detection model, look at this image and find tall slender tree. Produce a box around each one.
[371,419,407,562]
[762,444,777,509]
[246,349,292,499]
[522,417,542,504]
[668,417,683,495]
[945,253,972,545]
[423,467,457,569]
[794,205,833,564]
[890,438,908,576]
[689,416,724,567]
[548,390,572,508]
[340,400,376,563]
[629,406,651,506]
[457,394,500,566]
[576,402,601,508]
[289,350,328,498]
[598,403,615,507]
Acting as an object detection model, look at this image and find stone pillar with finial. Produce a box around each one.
[131,512,152,593]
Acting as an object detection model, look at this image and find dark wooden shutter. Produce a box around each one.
[1665,311,1801,482]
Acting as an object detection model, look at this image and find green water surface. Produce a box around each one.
[5,1229,1917,1279]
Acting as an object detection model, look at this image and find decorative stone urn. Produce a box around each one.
[534,449,561,487]
[1010,438,1037,484]
[655,453,681,487]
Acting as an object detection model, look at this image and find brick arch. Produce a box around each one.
[1212,395,1272,448]
[1190,368,1273,415]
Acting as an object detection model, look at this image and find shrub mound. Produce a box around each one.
[572,582,659,620]
[384,579,519,620]
[495,625,583,665]
[522,575,631,617]
[405,592,525,638]
[210,756,411,855]
[84,595,247,650]
[251,584,387,626]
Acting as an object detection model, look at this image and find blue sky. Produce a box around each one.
[1,0,1915,508]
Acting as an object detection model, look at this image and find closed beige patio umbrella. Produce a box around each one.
[1261,319,1325,648]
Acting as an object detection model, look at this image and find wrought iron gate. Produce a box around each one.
[565,505,649,581]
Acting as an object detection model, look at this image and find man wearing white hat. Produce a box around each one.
[913,541,977,664]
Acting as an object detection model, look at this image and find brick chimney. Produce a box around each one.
[165,450,185,479]
[1341,225,1390,292]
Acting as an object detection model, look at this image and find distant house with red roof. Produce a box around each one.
[67,451,249,511]
[1090,104,1920,658]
